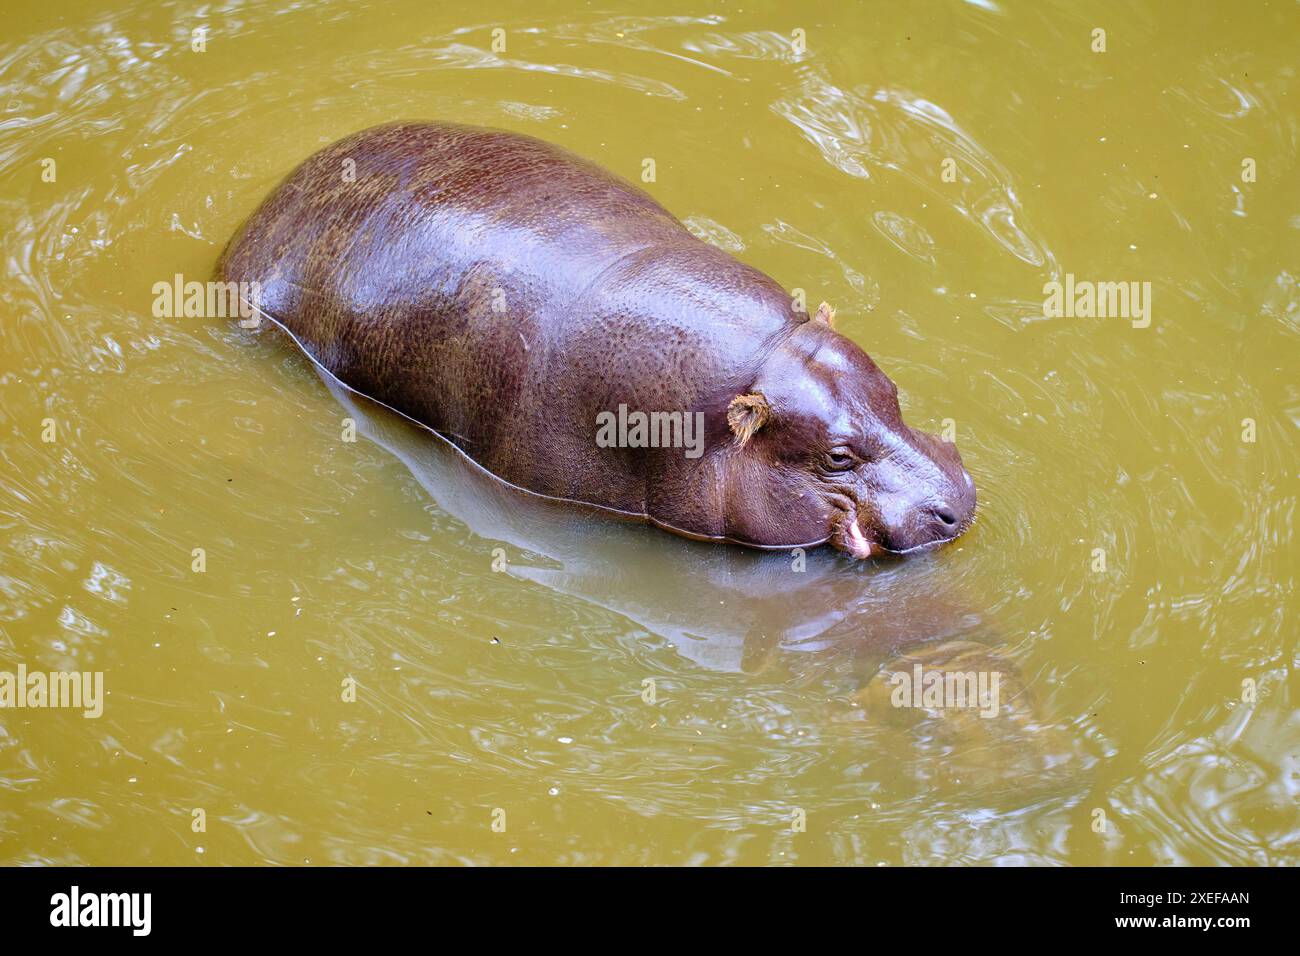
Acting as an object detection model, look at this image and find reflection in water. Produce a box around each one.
[0,0,1296,865]
[325,367,1098,799]
[327,371,975,672]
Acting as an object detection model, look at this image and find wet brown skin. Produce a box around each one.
[218,121,976,558]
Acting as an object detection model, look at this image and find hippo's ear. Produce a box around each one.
[812,301,836,327]
[727,392,771,446]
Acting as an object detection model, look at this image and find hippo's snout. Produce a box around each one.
[858,430,977,556]
[924,466,977,545]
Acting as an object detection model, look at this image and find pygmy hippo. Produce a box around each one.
[218,121,976,558]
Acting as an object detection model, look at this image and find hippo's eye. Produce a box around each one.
[826,448,856,471]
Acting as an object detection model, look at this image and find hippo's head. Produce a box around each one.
[720,307,976,559]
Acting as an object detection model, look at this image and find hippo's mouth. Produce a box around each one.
[830,508,977,561]
[831,511,879,560]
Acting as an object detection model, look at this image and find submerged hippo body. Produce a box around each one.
[218,121,975,557]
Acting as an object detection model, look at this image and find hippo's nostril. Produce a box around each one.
[934,505,958,527]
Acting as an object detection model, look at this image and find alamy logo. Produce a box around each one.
[595,404,705,459]
[0,665,103,718]
[152,273,261,321]
[50,886,151,936]
[889,664,1002,719]
[1042,273,1151,328]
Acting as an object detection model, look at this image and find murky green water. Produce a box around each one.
[1,0,1297,865]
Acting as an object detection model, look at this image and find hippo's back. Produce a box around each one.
[219,121,798,510]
